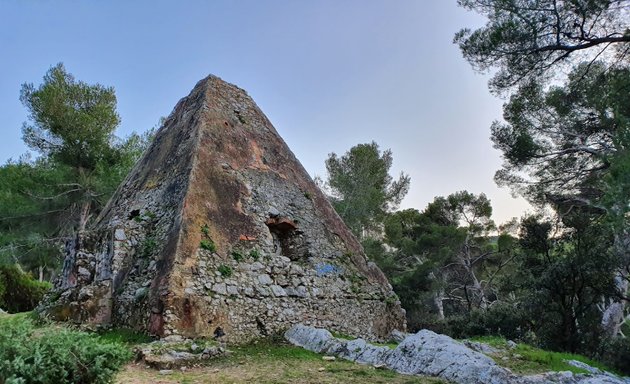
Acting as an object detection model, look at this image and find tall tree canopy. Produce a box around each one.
[455,0,630,92]
[0,64,153,278]
[324,141,410,237]
[457,0,630,339]
[492,62,630,210]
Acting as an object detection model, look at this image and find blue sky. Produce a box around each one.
[0,1,530,223]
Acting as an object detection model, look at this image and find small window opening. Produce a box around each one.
[265,217,306,260]
[128,209,141,220]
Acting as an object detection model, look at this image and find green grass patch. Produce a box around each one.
[218,264,233,277]
[329,331,397,349]
[467,335,510,348]
[512,344,611,374]
[231,341,324,361]
[466,335,616,375]
[249,249,261,261]
[98,328,154,345]
[330,331,354,340]
[232,251,244,262]
[372,341,399,349]
[200,239,216,252]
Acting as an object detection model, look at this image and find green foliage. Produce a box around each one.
[218,264,232,277]
[231,251,244,262]
[249,249,260,261]
[492,64,630,210]
[20,63,120,172]
[200,239,216,253]
[598,337,630,375]
[140,237,157,258]
[455,0,630,92]
[0,64,153,277]
[0,264,51,313]
[98,328,153,345]
[512,215,616,352]
[441,303,527,341]
[0,316,132,384]
[201,224,210,237]
[324,142,410,238]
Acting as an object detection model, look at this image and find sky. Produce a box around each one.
[0,1,531,224]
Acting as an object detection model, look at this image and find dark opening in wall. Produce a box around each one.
[214,326,225,339]
[128,209,141,220]
[265,217,306,260]
[256,317,268,336]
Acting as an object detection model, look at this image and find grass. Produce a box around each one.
[116,341,445,384]
[217,264,233,277]
[200,239,216,253]
[99,328,154,345]
[467,335,616,375]
[330,331,398,349]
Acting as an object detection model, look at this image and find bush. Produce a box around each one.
[598,337,630,375]
[437,302,528,341]
[0,315,132,383]
[0,264,51,313]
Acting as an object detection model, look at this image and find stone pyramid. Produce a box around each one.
[42,75,406,342]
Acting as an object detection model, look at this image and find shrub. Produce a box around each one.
[231,251,243,262]
[0,264,51,313]
[437,303,527,341]
[0,316,132,383]
[200,239,216,253]
[599,337,630,375]
[218,264,232,277]
[249,249,260,261]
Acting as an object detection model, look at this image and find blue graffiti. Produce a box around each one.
[315,263,342,276]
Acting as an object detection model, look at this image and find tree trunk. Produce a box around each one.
[601,230,630,337]
[38,265,44,282]
[434,289,445,320]
[78,200,91,232]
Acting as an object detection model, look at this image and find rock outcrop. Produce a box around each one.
[39,75,406,343]
[285,324,630,384]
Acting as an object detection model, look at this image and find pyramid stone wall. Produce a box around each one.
[42,75,406,343]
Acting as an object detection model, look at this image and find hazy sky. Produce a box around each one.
[0,1,531,223]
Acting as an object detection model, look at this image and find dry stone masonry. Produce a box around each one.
[39,75,406,343]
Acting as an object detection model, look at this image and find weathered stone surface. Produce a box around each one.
[39,75,405,343]
[135,339,225,370]
[285,325,630,384]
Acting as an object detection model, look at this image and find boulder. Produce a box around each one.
[285,324,630,384]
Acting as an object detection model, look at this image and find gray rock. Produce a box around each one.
[212,283,227,295]
[77,266,91,279]
[114,228,127,241]
[251,262,264,271]
[463,340,500,355]
[226,285,239,295]
[387,330,511,384]
[390,329,409,343]
[270,285,287,297]
[257,274,273,285]
[285,324,630,384]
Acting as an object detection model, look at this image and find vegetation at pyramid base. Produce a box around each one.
[0,264,51,313]
[0,313,132,384]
